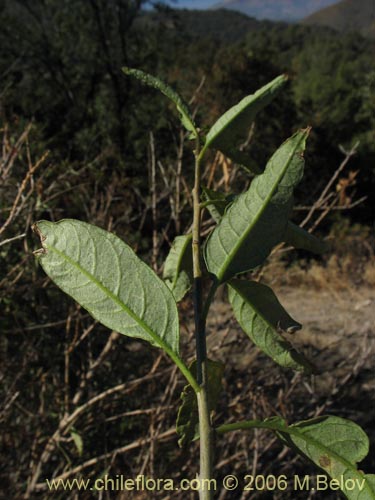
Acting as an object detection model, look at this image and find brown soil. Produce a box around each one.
[207,284,375,380]
[200,284,375,499]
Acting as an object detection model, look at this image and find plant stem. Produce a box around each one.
[192,138,214,500]
[197,387,214,496]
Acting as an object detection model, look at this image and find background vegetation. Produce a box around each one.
[1,1,374,497]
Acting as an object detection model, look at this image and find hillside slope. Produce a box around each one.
[139,9,276,42]
[302,0,375,38]
[211,0,339,22]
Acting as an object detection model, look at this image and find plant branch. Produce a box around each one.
[192,137,214,500]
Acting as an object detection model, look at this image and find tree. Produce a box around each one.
[0,0,149,159]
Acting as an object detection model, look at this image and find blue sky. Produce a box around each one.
[161,0,342,14]
[167,0,218,9]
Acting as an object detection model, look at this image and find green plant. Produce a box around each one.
[32,69,375,500]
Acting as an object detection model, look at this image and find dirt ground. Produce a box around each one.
[272,285,375,388]
[199,283,375,499]
[207,284,375,375]
[118,275,375,500]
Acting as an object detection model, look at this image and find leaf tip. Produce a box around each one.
[31,221,42,237]
[32,221,48,256]
[279,321,302,334]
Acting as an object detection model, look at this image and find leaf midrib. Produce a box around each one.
[217,419,375,496]
[284,424,374,495]
[229,281,272,332]
[123,68,198,138]
[229,281,305,371]
[215,131,306,282]
[203,75,287,157]
[229,280,301,333]
[45,243,173,353]
[284,425,374,495]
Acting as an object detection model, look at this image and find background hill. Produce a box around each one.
[210,0,339,21]
[302,0,375,38]
[139,8,266,42]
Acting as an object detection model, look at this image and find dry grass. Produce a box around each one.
[261,221,374,292]
[1,120,374,499]
[364,260,375,286]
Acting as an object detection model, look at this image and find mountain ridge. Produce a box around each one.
[302,0,375,38]
[210,0,340,22]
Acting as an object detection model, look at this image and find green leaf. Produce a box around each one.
[33,219,179,354]
[201,186,237,223]
[228,279,313,373]
[176,378,197,448]
[205,360,225,414]
[123,67,198,138]
[275,416,375,500]
[202,188,327,256]
[201,74,288,172]
[163,234,193,302]
[176,359,224,447]
[70,429,83,456]
[216,416,375,500]
[204,129,310,283]
[285,222,329,254]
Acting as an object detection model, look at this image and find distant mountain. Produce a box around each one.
[302,0,375,38]
[211,0,340,22]
[140,9,270,43]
